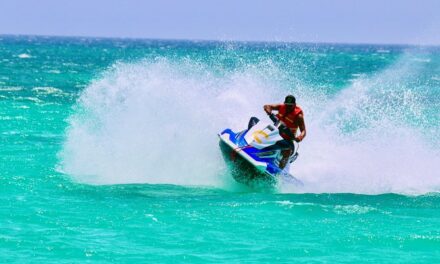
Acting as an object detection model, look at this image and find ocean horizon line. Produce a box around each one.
[2,32,437,48]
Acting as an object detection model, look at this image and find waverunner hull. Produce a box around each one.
[218,116,303,187]
[218,130,268,173]
[219,140,277,185]
[218,128,281,185]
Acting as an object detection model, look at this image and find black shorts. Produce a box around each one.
[275,139,295,152]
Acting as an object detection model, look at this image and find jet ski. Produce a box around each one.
[218,114,303,186]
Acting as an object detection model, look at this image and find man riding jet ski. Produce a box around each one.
[264,95,306,169]
[218,95,306,184]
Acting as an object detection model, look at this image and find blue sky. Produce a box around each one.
[1,0,440,44]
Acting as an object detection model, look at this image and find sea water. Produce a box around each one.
[1,35,440,262]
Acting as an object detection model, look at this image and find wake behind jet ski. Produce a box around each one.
[218,95,306,186]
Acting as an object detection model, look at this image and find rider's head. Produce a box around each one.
[284,95,296,110]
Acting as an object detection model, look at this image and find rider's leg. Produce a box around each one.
[277,140,295,169]
[279,149,293,169]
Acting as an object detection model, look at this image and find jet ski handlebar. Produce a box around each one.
[267,113,296,141]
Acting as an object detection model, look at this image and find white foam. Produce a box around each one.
[60,59,281,186]
[32,86,67,97]
[0,87,23,92]
[282,53,440,195]
[61,57,440,194]
[18,53,31,59]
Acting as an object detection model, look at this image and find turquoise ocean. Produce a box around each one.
[1,35,440,262]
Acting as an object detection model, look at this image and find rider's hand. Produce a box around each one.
[264,105,272,114]
[294,136,303,142]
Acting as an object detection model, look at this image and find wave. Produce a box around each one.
[286,51,440,194]
[60,59,285,187]
[60,55,440,194]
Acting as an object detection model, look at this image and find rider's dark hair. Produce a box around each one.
[284,95,296,105]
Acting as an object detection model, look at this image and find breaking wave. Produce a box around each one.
[60,55,440,194]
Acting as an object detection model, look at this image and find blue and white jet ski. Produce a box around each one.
[218,114,303,186]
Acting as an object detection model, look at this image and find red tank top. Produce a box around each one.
[276,104,303,139]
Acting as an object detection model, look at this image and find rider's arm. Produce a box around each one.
[263,104,280,114]
[295,114,306,142]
